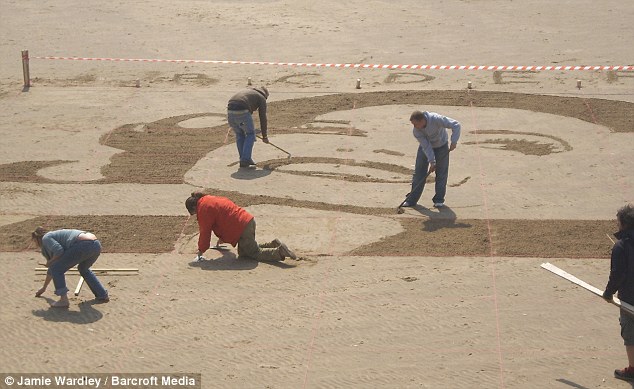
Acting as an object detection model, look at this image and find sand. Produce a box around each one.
[1,1,633,388]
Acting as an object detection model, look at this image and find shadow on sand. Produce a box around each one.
[32,297,105,324]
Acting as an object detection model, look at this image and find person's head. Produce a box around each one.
[410,110,426,129]
[31,226,48,247]
[616,204,634,231]
[185,191,206,215]
[254,86,269,100]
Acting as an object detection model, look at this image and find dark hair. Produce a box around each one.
[617,204,634,230]
[185,191,206,215]
[32,226,48,246]
[410,110,425,122]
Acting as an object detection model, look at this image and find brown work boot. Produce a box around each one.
[260,238,282,249]
[278,242,297,260]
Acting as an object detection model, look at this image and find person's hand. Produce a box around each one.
[262,137,270,144]
[35,287,46,297]
[449,142,457,151]
[428,163,436,174]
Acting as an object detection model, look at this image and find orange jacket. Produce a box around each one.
[196,195,254,252]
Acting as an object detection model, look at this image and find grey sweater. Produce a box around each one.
[412,111,461,164]
[227,87,269,137]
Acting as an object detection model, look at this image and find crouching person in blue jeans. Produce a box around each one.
[33,227,109,308]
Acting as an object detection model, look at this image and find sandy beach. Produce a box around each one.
[1,1,633,388]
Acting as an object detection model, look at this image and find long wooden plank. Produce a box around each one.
[35,271,138,276]
[541,262,634,316]
[35,267,138,272]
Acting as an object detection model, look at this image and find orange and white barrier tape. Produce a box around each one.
[31,56,634,71]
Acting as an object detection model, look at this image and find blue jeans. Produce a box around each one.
[48,240,108,299]
[406,142,450,205]
[227,110,256,163]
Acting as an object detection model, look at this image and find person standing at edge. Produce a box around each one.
[227,86,270,168]
[603,204,634,382]
[185,192,297,262]
[402,110,461,209]
[32,227,109,308]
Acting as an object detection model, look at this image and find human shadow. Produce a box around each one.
[188,250,296,271]
[32,297,104,324]
[230,167,272,180]
[409,205,472,232]
[555,378,595,389]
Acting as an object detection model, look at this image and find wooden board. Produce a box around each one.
[541,262,634,316]
[35,267,138,272]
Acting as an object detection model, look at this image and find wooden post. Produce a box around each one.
[21,50,30,88]
[74,277,85,296]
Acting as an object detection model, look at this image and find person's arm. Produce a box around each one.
[36,274,52,297]
[45,254,61,268]
[422,140,436,171]
[41,235,64,267]
[258,101,268,141]
[439,115,461,150]
[413,128,436,165]
[197,213,215,256]
[604,243,627,300]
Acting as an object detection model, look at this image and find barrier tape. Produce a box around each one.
[31,56,634,71]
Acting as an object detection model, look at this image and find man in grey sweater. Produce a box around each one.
[402,110,461,208]
[227,86,270,168]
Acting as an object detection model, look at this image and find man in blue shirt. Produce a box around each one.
[402,110,461,208]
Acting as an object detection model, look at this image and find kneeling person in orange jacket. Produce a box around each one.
[185,192,296,262]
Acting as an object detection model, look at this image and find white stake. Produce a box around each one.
[74,276,85,296]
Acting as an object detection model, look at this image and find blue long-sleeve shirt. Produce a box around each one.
[412,111,461,164]
[40,229,84,261]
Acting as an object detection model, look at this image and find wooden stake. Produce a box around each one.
[22,50,30,88]
[74,277,85,296]
[607,233,615,244]
[541,262,634,316]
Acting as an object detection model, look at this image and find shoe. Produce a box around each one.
[433,202,444,208]
[278,242,297,260]
[261,238,283,249]
[615,366,634,382]
[239,160,257,168]
[95,296,110,304]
